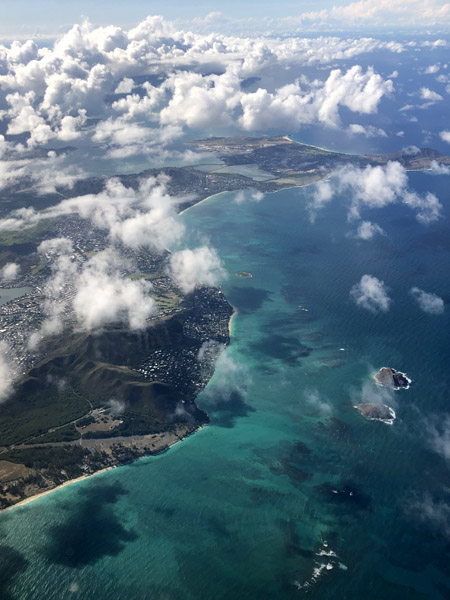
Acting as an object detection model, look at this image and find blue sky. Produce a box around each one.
[2,0,449,39]
[2,1,334,32]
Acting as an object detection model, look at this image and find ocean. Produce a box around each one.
[1,168,449,599]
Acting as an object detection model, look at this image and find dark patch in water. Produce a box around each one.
[208,515,232,538]
[303,331,325,342]
[284,462,312,483]
[249,333,311,364]
[153,505,176,519]
[318,417,353,442]
[434,582,450,600]
[228,286,272,312]
[209,391,256,428]
[281,518,315,560]
[0,545,28,600]
[250,486,291,506]
[318,356,346,369]
[292,244,323,255]
[317,481,372,511]
[45,481,137,567]
[281,282,305,305]
[268,440,314,486]
[292,441,311,457]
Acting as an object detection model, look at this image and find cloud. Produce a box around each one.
[233,189,265,204]
[294,0,450,30]
[407,492,450,540]
[0,15,405,184]
[351,377,396,408]
[428,160,450,175]
[347,123,387,138]
[28,237,79,347]
[424,63,441,74]
[304,389,333,417]
[308,161,443,224]
[0,175,186,253]
[107,398,126,415]
[410,287,444,314]
[420,87,443,101]
[402,190,442,224]
[29,240,158,348]
[198,339,225,363]
[114,77,134,94]
[200,347,250,405]
[167,246,227,293]
[354,220,385,240]
[440,131,450,144]
[424,414,450,461]
[350,274,391,312]
[73,250,157,331]
[238,66,393,130]
[0,342,14,402]
[308,179,334,221]
[0,150,85,195]
[0,262,20,281]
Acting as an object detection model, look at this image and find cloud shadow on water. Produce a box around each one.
[248,332,311,365]
[45,480,137,568]
[0,545,29,600]
[227,286,272,313]
[209,390,256,428]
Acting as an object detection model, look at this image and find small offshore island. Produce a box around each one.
[374,367,411,390]
[355,367,411,424]
[354,403,396,425]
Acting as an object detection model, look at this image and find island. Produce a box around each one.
[354,403,396,425]
[373,367,411,390]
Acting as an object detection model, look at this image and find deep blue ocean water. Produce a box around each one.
[0,168,449,599]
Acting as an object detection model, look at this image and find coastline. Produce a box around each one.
[283,135,347,155]
[3,468,113,512]
[179,191,228,216]
[3,426,200,513]
[2,303,238,512]
[228,307,238,336]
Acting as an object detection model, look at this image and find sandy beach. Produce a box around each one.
[228,307,238,336]
[4,468,113,512]
[179,191,227,215]
[3,427,198,512]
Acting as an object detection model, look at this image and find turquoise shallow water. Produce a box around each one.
[1,172,450,599]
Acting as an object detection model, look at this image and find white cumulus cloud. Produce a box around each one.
[350,274,391,313]
[168,246,227,293]
[410,287,444,314]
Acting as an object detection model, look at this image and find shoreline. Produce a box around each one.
[3,468,113,512]
[2,426,201,513]
[283,135,350,156]
[179,191,228,216]
[228,307,238,336]
[2,303,237,513]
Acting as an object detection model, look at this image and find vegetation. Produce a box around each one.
[3,446,87,471]
[0,219,54,246]
[0,386,89,446]
[84,412,169,439]
[29,424,81,444]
